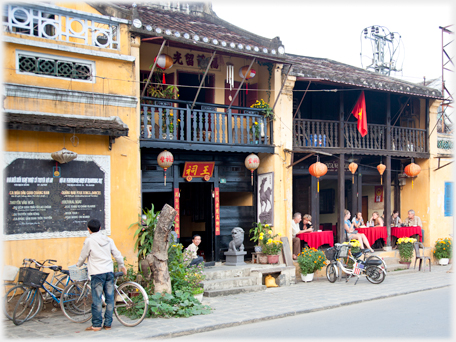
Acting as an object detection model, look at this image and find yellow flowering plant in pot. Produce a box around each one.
[397,237,417,263]
[260,229,283,264]
[434,237,452,263]
[250,99,275,120]
[250,222,268,253]
[297,247,326,276]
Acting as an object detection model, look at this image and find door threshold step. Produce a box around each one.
[203,284,267,297]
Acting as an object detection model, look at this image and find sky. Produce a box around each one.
[212,0,455,86]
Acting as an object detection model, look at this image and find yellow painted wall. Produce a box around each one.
[3,3,141,270]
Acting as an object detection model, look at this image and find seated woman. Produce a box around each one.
[369,211,384,227]
[344,209,374,253]
[391,210,402,227]
[351,212,365,229]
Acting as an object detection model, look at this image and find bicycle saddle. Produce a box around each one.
[114,272,125,278]
[49,265,62,272]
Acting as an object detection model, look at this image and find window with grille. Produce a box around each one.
[17,51,94,81]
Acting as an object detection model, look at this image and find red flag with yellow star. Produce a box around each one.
[352,91,368,137]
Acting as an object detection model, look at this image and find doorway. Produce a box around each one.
[177,72,214,104]
[179,182,215,262]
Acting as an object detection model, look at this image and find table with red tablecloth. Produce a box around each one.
[319,224,337,236]
[357,226,387,246]
[297,231,334,249]
[391,226,422,242]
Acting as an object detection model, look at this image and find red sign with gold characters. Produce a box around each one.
[214,187,220,236]
[174,188,180,237]
[374,186,383,203]
[182,162,215,178]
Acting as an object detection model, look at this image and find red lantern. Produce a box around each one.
[154,54,173,83]
[348,162,358,184]
[239,66,256,94]
[245,153,260,186]
[157,150,174,186]
[309,162,328,192]
[404,162,421,189]
[377,163,386,185]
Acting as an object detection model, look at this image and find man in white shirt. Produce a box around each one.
[185,235,204,266]
[292,212,313,259]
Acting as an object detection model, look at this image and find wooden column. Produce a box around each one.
[339,92,344,148]
[385,155,392,247]
[394,172,401,212]
[425,99,429,153]
[338,153,345,243]
[357,172,362,214]
[310,175,319,230]
[351,175,357,216]
[385,94,392,246]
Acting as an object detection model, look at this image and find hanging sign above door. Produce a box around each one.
[182,162,215,178]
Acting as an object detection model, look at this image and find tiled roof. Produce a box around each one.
[108,2,285,59]
[286,54,442,99]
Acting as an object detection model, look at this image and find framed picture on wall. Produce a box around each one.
[258,172,273,225]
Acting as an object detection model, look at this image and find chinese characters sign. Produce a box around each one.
[182,162,215,178]
[173,51,219,69]
[174,188,180,237]
[214,187,220,235]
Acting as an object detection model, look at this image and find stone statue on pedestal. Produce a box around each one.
[224,227,247,266]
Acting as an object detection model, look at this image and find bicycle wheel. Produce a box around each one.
[12,287,43,325]
[326,263,338,283]
[60,281,92,323]
[3,285,27,320]
[366,255,388,272]
[114,281,148,327]
[365,266,386,284]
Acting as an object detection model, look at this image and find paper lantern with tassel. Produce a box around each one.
[245,153,260,185]
[157,150,174,186]
[348,162,358,184]
[309,162,328,192]
[51,148,77,164]
[404,162,421,189]
[154,54,173,84]
[377,163,386,185]
[239,66,256,94]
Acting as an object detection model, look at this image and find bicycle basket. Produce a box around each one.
[22,268,49,288]
[324,247,337,261]
[18,267,30,283]
[337,245,349,258]
[68,265,88,281]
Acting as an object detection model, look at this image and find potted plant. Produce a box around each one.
[260,229,283,264]
[397,237,417,268]
[250,99,275,120]
[249,222,268,253]
[342,240,361,268]
[250,121,260,143]
[297,247,326,282]
[185,264,206,303]
[434,237,452,265]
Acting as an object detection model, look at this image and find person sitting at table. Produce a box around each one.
[403,209,422,227]
[291,212,313,260]
[302,214,313,231]
[351,212,365,229]
[391,210,402,227]
[369,211,384,227]
[344,209,374,253]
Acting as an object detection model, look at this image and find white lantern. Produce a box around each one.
[245,153,260,185]
[157,150,174,186]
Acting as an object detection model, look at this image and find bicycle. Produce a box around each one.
[61,266,149,327]
[11,259,74,325]
[325,243,386,285]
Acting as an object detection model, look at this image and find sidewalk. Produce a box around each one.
[2,265,453,339]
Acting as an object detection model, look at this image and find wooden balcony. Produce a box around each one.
[294,119,428,157]
[140,97,274,153]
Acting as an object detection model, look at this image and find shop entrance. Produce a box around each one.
[179,182,215,262]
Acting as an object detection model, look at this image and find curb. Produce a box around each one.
[149,284,451,339]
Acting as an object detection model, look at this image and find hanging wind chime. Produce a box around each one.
[226,62,234,92]
[377,162,386,185]
[154,54,173,84]
[239,65,256,94]
[348,162,358,184]
[404,160,421,189]
[309,156,327,193]
[157,150,174,186]
[245,153,260,185]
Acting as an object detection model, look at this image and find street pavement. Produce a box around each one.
[2,265,453,340]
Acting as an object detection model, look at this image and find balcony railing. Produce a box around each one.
[140,97,273,146]
[294,119,427,153]
[437,133,453,154]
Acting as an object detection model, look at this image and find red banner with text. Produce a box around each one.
[214,187,220,235]
[174,188,180,237]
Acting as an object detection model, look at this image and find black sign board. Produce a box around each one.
[4,158,105,236]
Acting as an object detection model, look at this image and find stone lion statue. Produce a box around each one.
[228,227,245,252]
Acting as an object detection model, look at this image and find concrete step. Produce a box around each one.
[202,276,260,291]
[203,284,267,297]
[203,267,251,281]
[382,257,400,266]
[386,263,415,272]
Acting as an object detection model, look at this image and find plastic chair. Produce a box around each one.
[413,242,431,272]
